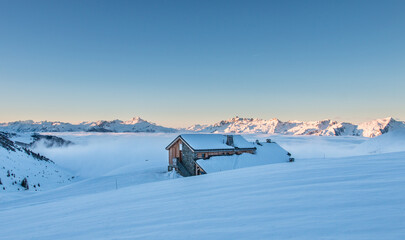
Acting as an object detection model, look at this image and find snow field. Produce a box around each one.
[1,132,405,239]
[1,151,404,239]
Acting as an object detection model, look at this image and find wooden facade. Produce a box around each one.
[166,135,257,176]
[168,139,182,167]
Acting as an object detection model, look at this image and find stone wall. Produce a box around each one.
[181,143,196,175]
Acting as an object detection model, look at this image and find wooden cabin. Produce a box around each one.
[166,134,257,176]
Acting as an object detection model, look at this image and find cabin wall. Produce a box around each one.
[181,143,197,175]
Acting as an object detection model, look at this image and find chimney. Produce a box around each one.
[226,135,234,146]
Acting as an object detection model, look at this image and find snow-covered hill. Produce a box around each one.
[355,128,405,154]
[1,149,404,239]
[0,132,74,192]
[187,117,405,137]
[0,117,176,133]
[1,132,405,238]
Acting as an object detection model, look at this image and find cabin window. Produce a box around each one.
[202,153,205,158]
[179,143,183,150]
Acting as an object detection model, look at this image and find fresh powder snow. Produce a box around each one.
[1,132,405,239]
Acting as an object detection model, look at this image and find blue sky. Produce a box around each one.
[0,0,404,127]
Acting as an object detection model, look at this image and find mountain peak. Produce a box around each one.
[384,117,396,123]
[227,116,253,122]
[124,117,146,125]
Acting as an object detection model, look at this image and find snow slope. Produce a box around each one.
[187,117,405,137]
[355,128,405,154]
[0,117,176,133]
[0,132,74,193]
[0,150,404,239]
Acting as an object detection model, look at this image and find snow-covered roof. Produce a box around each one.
[196,142,289,173]
[166,134,256,151]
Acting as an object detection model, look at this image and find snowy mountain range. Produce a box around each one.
[0,117,176,133]
[0,116,404,137]
[187,117,405,138]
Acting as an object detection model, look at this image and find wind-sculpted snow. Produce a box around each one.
[1,133,405,238]
[1,149,404,239]
[187,117,405,137]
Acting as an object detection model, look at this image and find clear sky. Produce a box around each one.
[0,0,404,127]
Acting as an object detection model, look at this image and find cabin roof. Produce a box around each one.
[196,142,289,173]
[165,134,256,152]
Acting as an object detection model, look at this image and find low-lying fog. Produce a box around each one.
[33,133,177,178]
[30,129,405,180]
